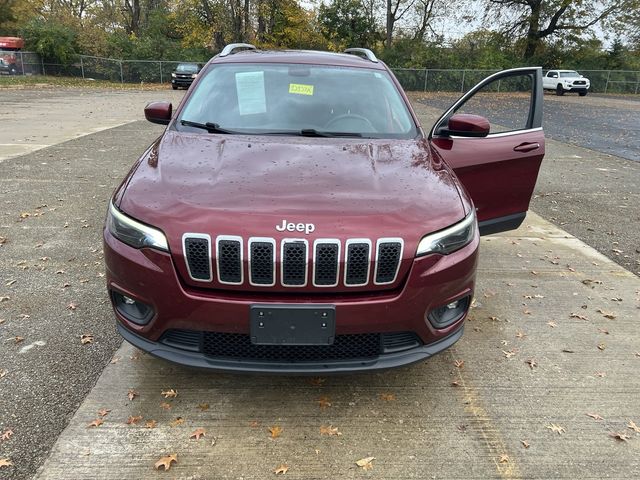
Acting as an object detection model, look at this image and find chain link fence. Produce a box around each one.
[2,50,640,94]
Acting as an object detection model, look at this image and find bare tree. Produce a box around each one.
[486,0,630,59]
[386,0,416,47]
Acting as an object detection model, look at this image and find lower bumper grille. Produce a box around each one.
[160,329,422,362]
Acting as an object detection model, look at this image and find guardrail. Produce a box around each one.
[2,50,639,94]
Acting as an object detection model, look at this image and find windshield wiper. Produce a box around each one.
[300,129,364,138]
[180,120,238,134]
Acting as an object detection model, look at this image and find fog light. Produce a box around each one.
[428,295,471,329]
[111,291,154,325]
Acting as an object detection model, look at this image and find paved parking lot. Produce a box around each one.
[0,88,639,479]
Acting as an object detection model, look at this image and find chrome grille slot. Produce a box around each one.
[345,240,371,286]
[249,238,275,286]
[281,240,308,286]
[375,239,403,285]
[313,241,340,287]
[216,236,243,284]
[183,234,212,282]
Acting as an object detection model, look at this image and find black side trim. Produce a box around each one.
[478,212,526,236]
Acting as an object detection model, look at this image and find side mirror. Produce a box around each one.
[144,101,172,125]
[439,114,490,138]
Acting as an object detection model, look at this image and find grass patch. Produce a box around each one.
[0,75,168,90]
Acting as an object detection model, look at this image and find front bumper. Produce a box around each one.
[171,77,194,87]
[118,322,464,374]
[104,226,478,373]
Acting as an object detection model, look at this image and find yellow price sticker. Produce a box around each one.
[289,83,314,96]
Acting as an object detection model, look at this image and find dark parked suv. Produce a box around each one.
[171,62,201,89]
[105,44,545,373]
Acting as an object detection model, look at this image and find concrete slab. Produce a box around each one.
[0,88,183,162]
[32,213,640,480]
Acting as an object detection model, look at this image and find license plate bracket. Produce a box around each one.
[250,304,336,345]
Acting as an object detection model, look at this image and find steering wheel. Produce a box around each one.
[324,114,376,132]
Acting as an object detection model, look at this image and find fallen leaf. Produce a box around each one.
[154,454,177,471]
[380,393,396,401]
[0,369,7,378]
[0,297,9,303]
[499,454,509,463]
[570,313,588,320]
[547,321,558,328]
[317,396,332,409]
[161,389,178,398]
[502,349,517,358]
[67,302,77,311]
[320,425,342,436]
[87,418,104,428]
[127,389,138,401]
[525,359,537,369]
[274,464,289,475]
[530,270,538,275]
[610,431,630,442]
[126,415,143,425]
[145,420,157,429]
[597,343,606,351]
[597,309,616,319]
[515,331,527,339]
[454,359,464,368]
[269,426,283,439]
[249,420,260,428]
[521,440,530,448]
[110,357,120,364]
[356,456,375,470]
[1,429,13,441]
[627,420,640,433]
[594,371,606,377]
[160,402,172,410]
[97,408,111,418]
[197,403,209,411]
[308,377,326,386]
[13,337,24,344]
[546,423,565,435]
[190,427,206,440]
[170,417,184,427]
[598,328,609,335]
[586,413,603,421]
[451,381,460,387]
[80,334,93,345]
[0,458,12,468]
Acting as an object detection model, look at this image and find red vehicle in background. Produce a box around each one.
[0,36,24,75]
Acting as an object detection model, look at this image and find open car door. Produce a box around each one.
[429,67,545,235]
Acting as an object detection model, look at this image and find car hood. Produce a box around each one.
[118,131,466,291]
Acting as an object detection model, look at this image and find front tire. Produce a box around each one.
[579,90,587,97]
[172,85,177,90]
[556,84,564,96]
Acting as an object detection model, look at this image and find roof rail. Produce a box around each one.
[219,43,257,57]
[343,48,378,63]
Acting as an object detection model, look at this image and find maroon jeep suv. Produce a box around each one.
[104,44,545,373]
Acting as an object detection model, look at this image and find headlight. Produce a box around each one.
[416,211,476,256]
[171,73,176,78]
[191,73,197,79]
[107,201,168,251]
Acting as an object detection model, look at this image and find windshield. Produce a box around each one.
[560,71,580,78]
[176,64,199,73]
[177,63,417,139]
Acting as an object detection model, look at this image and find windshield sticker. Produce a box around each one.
[289,83,314,96]
[236,71,267,115]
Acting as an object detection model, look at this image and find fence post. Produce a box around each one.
[41,57,45,76]
[119,60,124,84]
[461,70,466,92]
[423,68,428,92]
[80,56,85,79]
[604,70,611,94]
[160,62,163,84]
[635,72,639,95]
[19,51,24,75]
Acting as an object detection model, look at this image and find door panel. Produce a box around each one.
[429,67,545,235]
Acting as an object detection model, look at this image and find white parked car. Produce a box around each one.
[543,70,590,96]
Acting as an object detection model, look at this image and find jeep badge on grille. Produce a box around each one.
[276,220,315,235]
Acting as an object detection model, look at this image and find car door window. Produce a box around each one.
[447,73,533,134]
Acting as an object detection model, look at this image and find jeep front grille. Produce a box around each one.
[182,236,403,288]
